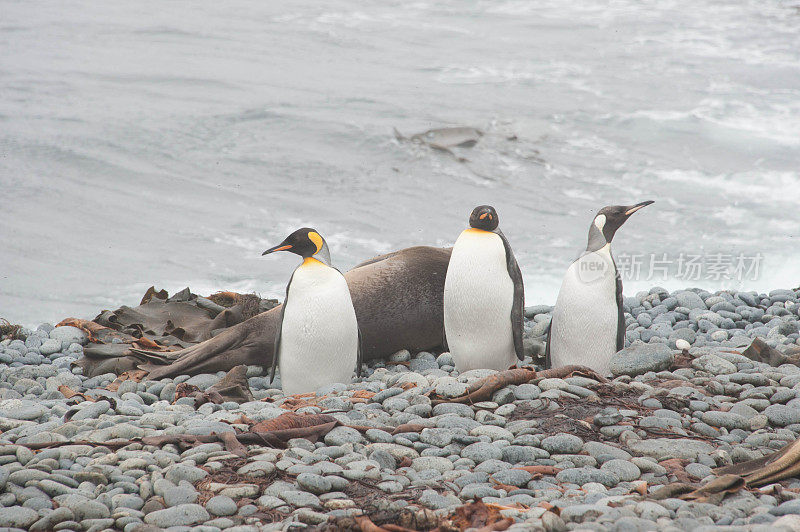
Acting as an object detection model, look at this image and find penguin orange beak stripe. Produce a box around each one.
[262,244,292,255]
[480,213,492,220]
[624,200,654,216]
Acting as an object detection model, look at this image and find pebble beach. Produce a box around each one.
[3,286,800,531]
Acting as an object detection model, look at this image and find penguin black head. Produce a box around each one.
[262,227,331,265]
[469,205,499,231]
[588,200,654,250]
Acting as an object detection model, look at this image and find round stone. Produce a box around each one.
[692,354,736,375]
[600,459,641,482]
[556,467,619,487]
[143,504,210,527]
[205,495,237,517]
[461,442,503,463]
[0,507,39,528]
[296,473,332,495]
[411,456,454,474]
[609,343,674,377]
[419,428,454,447]
[541,433,583,454]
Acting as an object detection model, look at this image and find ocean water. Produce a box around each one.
[1,0,799,326]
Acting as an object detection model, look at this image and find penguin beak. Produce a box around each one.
[262,244,292,256]
[624,200,654,217]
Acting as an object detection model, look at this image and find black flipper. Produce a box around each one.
[544,319,553,369]
[356,326,363,378]
[269,272,294,384]
[496,229,525,361]
[615,261,625,352]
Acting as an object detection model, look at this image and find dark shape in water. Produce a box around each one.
[394,126,483,163]
[394,126,483,150]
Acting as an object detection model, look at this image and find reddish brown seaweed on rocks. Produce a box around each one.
[324,499,514,532]
[106,369,148,392]
[0,318,25,341]
[448,500,513,531]
[57,385,99,402]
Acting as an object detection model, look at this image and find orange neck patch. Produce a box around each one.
[307,232,323,254]
[302,257,325,267]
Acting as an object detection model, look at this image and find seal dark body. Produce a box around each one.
[144,246,451,379]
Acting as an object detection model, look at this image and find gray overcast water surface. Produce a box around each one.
[1,0,799,326]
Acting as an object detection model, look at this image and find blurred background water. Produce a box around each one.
[1,0,799,326]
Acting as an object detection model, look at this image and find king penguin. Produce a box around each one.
[443,205,525,372]
[546,201,654,375]
[262,228,361,395]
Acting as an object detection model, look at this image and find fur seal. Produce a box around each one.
[142,246,450,379]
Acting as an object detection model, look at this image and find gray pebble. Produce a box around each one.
[296,473,332,495]
[143,504,210,527]
[541,433,583,454]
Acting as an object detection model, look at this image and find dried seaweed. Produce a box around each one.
[194,457,291,524]
[510,384,712,444]
[106,370,148,392]
[322,504,440,532]
[449,500,513,531]
[0,318,25,341]
[510,394,623,442]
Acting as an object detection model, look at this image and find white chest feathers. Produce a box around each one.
[549,245,619,375]
[444,229,516,372]
[279,260,359,395]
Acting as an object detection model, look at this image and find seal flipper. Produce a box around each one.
[269,273,294,384]
[496,229,525,361]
